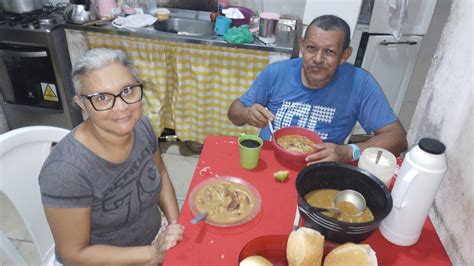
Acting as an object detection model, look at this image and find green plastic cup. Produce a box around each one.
[238,134,263,169]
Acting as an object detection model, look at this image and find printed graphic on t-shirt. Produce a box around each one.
[98,145,161,226]
[273,101,335,140]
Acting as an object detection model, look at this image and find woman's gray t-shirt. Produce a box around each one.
[39,115,162,252]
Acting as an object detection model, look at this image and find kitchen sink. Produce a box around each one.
[154,17,215,36]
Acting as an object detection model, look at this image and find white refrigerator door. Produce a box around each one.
[361,34,423,115]
[369,0,437,35]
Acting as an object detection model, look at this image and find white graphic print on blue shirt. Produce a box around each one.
[239,58,397,144]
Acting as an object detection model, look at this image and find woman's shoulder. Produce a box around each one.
[41,132,88,171]
[136,115,155,136]
[134,115,158,148]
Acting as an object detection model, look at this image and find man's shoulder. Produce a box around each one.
[339,63,369,76]
[337,63,375,85]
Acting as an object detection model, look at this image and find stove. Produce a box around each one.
[0,3,66,32]
[0,3,83,130]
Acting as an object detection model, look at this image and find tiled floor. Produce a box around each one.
[0,140,200,265]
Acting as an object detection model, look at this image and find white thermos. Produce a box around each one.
[380,138,447,246]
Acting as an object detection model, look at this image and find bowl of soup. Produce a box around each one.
[272,126,323,169]
[189,176,262,227]
[295,162,393,243]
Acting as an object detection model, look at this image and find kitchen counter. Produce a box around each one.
[63,8,298,56]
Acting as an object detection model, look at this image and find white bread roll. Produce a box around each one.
[239,255,273,266]
[287,227,325,266]
[323,243,377,266]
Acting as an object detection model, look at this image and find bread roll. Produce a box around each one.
[323,243,377,266]
[287,227,325,266]
[239,255,272,266]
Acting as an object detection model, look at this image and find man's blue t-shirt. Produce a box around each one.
[239,58,397,144]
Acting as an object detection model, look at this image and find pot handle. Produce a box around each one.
[85,0,91,11]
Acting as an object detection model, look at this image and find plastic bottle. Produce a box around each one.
[379,138,447,246]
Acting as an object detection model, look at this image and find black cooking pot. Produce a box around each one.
[295,162,392,243]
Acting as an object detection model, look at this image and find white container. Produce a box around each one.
[380,138,447,246]
[358,147,397,188]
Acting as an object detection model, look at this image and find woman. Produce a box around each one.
[39,48,184,265]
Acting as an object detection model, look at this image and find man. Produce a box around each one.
[227,15,407,163]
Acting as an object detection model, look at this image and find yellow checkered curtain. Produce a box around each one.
[86,32,268,143]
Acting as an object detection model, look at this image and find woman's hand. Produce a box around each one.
[305,143,352,164]
[149,221,185,264]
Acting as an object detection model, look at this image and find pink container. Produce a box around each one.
[96,0,117,18]
[230,6,253,27]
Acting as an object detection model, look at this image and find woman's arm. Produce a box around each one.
[153,151,180,222]
[44,207,160,265]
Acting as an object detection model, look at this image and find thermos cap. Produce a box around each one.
[419,138,446,155]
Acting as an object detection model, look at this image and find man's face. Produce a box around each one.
[299,26,352,89]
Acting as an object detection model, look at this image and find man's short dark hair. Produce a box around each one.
[305,15,351,51]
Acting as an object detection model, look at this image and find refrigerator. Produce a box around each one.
[349,0,437,134]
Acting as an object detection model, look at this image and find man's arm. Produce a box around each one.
[227,99,274,128]
[355,120,407,157]
[306,120,407,163]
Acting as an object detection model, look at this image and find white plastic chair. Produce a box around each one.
[0,126,69,265]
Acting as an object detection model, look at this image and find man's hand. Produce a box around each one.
[149,221,185,264]
[245,104,274,128]
[305,143,352,164]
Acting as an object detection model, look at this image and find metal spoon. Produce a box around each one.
[312,206,342,215]
[312,190,367,216]
[265,108,275,140]
[334,189,367,216]
[375,150,383,164]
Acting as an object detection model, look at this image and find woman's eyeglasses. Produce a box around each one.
[80,84,143,111]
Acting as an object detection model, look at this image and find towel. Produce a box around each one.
[112,14,157,31]
[386,0,409,40]
[222,8,244,19]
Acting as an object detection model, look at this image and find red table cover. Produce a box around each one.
[163,136,451,266]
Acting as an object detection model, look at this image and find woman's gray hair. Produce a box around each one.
[71,48,139,94]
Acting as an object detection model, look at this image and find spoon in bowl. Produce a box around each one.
[334,189,367,216]
[190,212,208,224]
[265,108,275,140]
[312,206,342,215]
[312,190,367,216]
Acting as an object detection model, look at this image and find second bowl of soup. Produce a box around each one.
[272,126,322,169]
